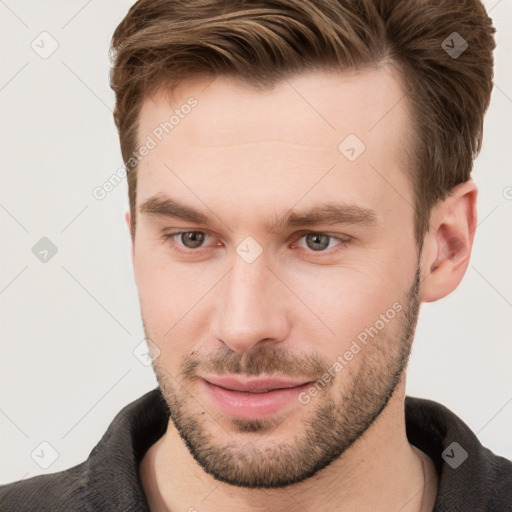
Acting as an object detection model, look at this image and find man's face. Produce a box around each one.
[132,66,422,488]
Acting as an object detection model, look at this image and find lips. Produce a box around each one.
[200,376,314,419]
[201,375,311,393]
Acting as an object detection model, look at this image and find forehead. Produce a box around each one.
[139,64,409,147]
[135,65,413,227]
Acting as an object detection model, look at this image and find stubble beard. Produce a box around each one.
[148,267,422,488]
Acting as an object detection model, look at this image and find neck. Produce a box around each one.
[140,376,438,512]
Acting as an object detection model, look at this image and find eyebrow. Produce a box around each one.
[139,195,378,233]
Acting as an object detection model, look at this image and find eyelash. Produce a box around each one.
[161,230,351,256]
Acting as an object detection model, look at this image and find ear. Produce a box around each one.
[419,180,478,302]
[125,210,134,265]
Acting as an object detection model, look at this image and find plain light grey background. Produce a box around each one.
[0,0,511,484]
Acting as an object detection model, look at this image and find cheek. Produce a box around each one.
[288,263,409,350]
[133,244,225,348]
[133,246,184,328]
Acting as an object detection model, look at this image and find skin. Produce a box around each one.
[128,65,477,512]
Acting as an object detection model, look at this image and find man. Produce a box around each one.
[1,0,511,510]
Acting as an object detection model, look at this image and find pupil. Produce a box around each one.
[307,233,328,251]
[183,232,204,248]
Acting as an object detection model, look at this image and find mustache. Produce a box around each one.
[180,345,329,382]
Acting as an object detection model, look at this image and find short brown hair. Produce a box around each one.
[109,0,495,244]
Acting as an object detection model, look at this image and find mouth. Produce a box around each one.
[202,375,312,393]
[200,375,314,419]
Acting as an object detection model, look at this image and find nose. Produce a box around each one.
[210,255,290,354]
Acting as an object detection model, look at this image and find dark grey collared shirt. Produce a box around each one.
[1,387,511,511]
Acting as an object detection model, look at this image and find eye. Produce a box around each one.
[162,231,214,252]
[161,230,351,256]
[293,232,350,253]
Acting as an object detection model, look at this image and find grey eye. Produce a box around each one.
[305,233,331,251]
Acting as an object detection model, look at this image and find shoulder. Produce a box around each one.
[0,462,87,511]
[0,388,166,512]
[405,395,512,510]
[480,446,512,507]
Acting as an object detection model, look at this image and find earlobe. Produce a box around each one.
[419,181,478,303]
